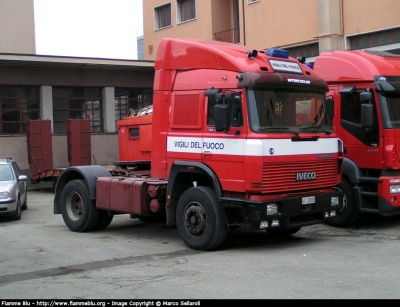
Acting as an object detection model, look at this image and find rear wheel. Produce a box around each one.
[176,186,227,251]
[95,211,114,230]
[60,179,99,232]
[325,178,359,227]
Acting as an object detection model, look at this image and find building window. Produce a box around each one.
[0,85,39,134]
[177,0,196,23]
[115,88,153,121]
[52,87,103,134]
[349,28,400,50]
[155,3,172,30]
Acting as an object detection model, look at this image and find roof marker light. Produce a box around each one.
[266,48,290,59]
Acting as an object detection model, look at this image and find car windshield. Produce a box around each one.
[247,88,333,134]
[0,164,13,181]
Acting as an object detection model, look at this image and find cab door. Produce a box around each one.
[202,92,247,192]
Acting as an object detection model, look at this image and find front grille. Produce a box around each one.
[262,159,337,193]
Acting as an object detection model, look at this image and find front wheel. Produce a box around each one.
[325,178,359,227]
[21,190,27,210]
[60,179,99,232]
[176,186,227,251]
[12,198,22,221]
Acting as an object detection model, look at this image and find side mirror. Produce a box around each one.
[215,104,230,132]
[360,91,372,103]
[18,174,28,181]
[361,103,373,128]
[360,91,373,128]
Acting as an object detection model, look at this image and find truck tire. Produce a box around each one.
[60,179,100,232]
[95,211,114,230]
[325,178,359,227]
[176,186,228,251]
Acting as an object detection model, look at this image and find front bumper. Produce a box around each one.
[0,199,18,216]
[221,190,343,231]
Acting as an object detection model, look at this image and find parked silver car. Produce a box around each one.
[0,158,28,220]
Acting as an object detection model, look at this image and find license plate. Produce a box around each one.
[302,196,315,205]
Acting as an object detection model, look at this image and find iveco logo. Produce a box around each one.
[317,154,333,159]
[296,172,316,181]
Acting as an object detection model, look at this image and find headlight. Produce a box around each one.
[331,196,339,206]
[338,139,344,154]
[390,185,400,194]
[0,191,10,199]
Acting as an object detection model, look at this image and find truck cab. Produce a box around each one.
[314,50,400,226]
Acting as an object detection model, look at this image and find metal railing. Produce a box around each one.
[214,28,240,44]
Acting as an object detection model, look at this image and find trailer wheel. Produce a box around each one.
[60,179,99,232]
[176,186,227,251]
[325,178,359,227]
[95,211,114,230]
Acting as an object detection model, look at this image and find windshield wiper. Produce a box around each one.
[298,125,331,135]
[260,126,299,136]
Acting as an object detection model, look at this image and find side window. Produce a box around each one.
[341,93,362,124]
[207,96,217,126]
[11,162,21,178]
[340,90,379,145]
[231,95,243,126]
[207,94,243,127]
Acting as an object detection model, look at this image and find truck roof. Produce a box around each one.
[155,37,313,75]
[313,50,400,82]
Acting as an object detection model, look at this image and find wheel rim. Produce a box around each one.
[66,191,83,221]
[183,202,206,236]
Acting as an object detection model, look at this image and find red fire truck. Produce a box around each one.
[54,38,344,251]
[313,49,400,227]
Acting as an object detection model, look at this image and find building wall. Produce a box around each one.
[143,0,216,59]
[342,0,400,36]
[241,0,319,50]
[143,0,400,60]
[0,0,36,54]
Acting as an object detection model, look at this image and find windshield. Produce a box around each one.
[0,164,13,181]
[378,92,400,128]
[247,89,332,134]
